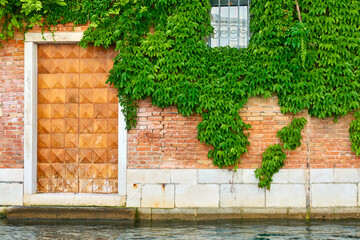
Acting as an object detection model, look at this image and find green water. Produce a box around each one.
[0,219,359,239]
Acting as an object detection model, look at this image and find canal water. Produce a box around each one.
[0,219,359,239]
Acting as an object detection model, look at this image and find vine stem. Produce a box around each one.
[294,0,315,47]
[294,0,302,22]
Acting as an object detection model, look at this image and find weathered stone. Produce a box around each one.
[0,207,7,218]
[242,208,287,219]
[23,193,125,207]
[334,169,359,183]
[137,208,152,220]
[127,169,170,184]
[266,184,306,208]
[198,169,241,184]
[271,169,288,183]
[288,169,306,184]
[359,183,360,207]
[311,184,357,207]
[151,208,196,220]
[141,184,174,208]
[242,169,258,184]
[271,169,306,184]
[310,169,334,183]
[309,207,335,219]
[0,169,23,182]
[26,32,84,42]
[288,208,307,219]
[126,183,142,207]
[7,206,135,220]
[310,208,360,220]
[175,184,219,208]
[333,207,360,219]
[0,183,23,205]
[171,169,197,184]
[196,208,242,220]
[220,184,265,207]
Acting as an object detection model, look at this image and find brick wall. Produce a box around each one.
[309,114,358,168]
[127,98,209,169]
[128,97,359,169]
[0,33,24,168]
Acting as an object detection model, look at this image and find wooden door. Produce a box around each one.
[37,44,119,193]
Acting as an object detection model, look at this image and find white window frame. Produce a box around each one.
[23,32,127,206]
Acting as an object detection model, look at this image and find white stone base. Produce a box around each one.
[0,169,24,205]
[220,184,265,207]
[127,169,360,209]
[0,183,23,206]
[2,168,360,209]
[176,184,219,208]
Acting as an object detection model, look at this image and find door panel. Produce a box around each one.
[37,44,118,193]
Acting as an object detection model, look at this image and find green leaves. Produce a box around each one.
[256,118,307,189]
[277,117,307,150]
[20,0,43,15]
[250,0,360,120]
[198,108,251,168]
[255,144,287,190]
[349,111,360,156]
[0,0,79,46]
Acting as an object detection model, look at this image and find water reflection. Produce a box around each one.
[0,219,359,240]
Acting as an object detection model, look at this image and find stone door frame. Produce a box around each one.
[23,32,127,206]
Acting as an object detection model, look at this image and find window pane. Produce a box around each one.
[210,6,219,47]
[209,0,250,48]
[229,5,238,48]
[219,5,228,47]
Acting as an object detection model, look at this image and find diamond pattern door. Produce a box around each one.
[37,44,119,193]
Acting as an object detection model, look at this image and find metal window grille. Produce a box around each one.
[209,0,250,48]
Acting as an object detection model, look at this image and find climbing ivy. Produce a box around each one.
[255,117,307,189]
[349,112,360,157]
[0,0,67,46]
[255,144,287,190]
[277,117,307,150]
[1,0,360,170]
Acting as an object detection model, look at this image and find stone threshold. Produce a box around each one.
[2,207,360,220]
[4,206,135,220]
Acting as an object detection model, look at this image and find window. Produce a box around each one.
[209,0,250,48]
